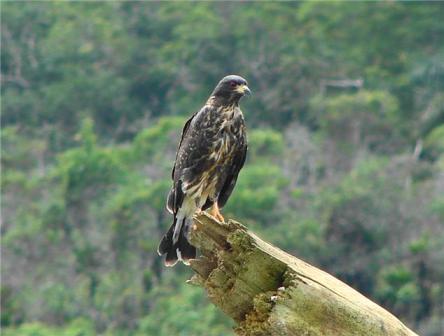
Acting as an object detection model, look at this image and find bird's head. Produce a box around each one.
[211,75,251,104]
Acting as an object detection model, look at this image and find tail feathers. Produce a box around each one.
[165,247,179,267]
[158,217,196,267]
[178,233,196,264]
[157,226,173,256]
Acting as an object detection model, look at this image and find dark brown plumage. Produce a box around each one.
[157,75,250,266]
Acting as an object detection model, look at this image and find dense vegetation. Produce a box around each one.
[2,2,443,335]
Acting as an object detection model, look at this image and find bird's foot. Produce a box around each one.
[209,204,225,223]
[215,213,225,222]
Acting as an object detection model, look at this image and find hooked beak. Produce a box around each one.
[236,84,251,96]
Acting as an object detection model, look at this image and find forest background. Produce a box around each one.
[1,2,444,335]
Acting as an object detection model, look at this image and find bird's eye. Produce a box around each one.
[230,81,237,87]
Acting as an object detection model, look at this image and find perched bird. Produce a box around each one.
[157,75,250,266]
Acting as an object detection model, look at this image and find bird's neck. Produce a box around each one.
[207,95,240,108]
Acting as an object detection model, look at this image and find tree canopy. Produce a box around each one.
[2,2,443,335]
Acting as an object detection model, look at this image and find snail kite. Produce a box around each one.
[157,75,250,266]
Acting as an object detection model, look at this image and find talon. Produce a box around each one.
[216,213,225,222]
[209,203,225,222]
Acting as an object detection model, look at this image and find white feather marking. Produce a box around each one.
[174,196,198,245]
[173,215,183,244]
[176,248,183,261]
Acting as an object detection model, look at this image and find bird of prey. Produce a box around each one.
[157,75,250,266]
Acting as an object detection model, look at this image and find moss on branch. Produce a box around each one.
[188,213,418,336]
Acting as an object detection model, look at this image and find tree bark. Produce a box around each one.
[188,213,418,336]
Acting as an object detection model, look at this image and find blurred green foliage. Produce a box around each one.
[1,2,443,336]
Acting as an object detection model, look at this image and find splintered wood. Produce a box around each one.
[188,213,418,336]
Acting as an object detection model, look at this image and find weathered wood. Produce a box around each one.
[188,213,418,336]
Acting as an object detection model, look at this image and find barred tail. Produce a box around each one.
[157,215,196,267]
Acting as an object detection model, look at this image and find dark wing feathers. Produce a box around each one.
[174,108,218,182]
[171,113,196,180]
[167,113,193,214]
[168,106,215,213]
[218,141,247,208]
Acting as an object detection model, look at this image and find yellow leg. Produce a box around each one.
[193,208,202,230]
[209,203,225,222]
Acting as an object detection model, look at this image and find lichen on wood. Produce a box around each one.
[188,213,418,336]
